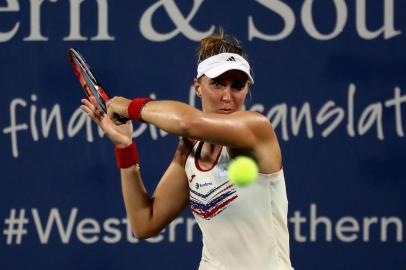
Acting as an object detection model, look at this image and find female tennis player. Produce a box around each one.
[81,33,293,270]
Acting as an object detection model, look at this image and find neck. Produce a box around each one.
[200,142,221,161]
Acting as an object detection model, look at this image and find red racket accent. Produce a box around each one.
[98,86,110,102]
[68,48,129,123]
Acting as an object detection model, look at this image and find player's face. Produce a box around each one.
[195,70,250,114]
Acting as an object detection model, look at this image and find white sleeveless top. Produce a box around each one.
[185,142,293,270]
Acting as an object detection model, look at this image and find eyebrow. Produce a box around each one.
[210,77,247,82]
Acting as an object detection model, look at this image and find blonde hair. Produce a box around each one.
[197,30,249,63]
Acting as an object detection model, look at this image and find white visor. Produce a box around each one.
[196,53,254,84]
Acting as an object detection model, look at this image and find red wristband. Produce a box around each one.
[114,141,139,168]
[128,98,153,121]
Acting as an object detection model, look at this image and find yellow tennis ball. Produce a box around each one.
[227,156,259,187]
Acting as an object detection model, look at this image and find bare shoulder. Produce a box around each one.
[235,110,275,142]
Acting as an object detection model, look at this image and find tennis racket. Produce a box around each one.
[68,48,128,123]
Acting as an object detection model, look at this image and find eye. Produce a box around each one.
[210,79,225,88]
[231,80,246,90]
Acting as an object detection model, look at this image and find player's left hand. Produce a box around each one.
[81,96,133,148]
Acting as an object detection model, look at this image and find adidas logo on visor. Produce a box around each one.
[196,53,254,84]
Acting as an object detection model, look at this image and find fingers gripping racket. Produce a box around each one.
[68,48,128,123]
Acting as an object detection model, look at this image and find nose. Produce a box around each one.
[221,86,232,102]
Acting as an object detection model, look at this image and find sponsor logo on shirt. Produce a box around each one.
[195,182,213,190]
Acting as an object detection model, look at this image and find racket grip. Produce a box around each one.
[113,113,129,124]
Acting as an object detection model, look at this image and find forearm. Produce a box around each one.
[111,97,266,147]
[120,165,156,239]
[141,100,200,137]
[116,138,192,240]
[139,100,259,147]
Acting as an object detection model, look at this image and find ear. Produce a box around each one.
[193,78,202,97]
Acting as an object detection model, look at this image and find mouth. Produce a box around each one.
[218,108,233,114]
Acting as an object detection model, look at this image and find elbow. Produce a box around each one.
[132,228,154,240]
[131,224,160,240]
[132,230,151,240]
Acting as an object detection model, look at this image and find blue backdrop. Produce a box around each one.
[1,0,405,269]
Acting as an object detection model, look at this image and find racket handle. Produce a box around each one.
[113,113,129,124]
